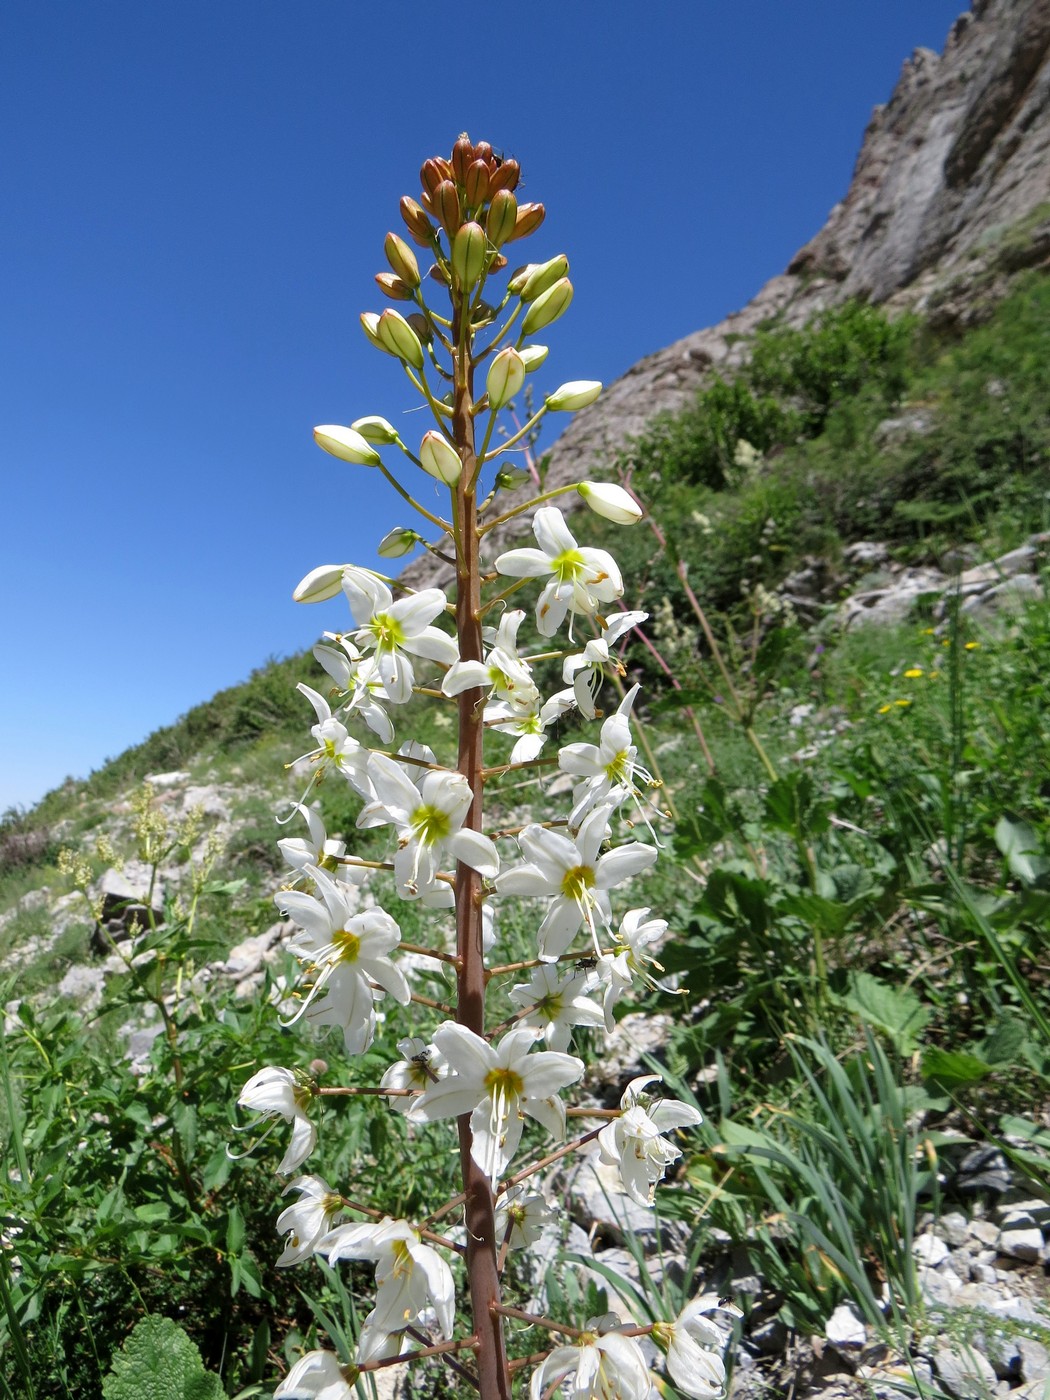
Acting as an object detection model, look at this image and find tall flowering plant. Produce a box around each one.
[239,137,733,1400]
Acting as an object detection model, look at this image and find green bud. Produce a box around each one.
[377,527,422,558]
[545,380,603,412]
[507,263,536,296]
[376,309,424,369]
[577,480,643,524]
[384,232,421,288]
[313,424,383,468]
[360,311,389,353]
[519,254,569,303]
[521,277,573,336]
[519,344,549,373]
[486,347,526,411]
[495,466,532,490]
[451,221,488,292]
[375,272,412,301]
[486,190,518,248]
[419,430,462,485]
[351,415,401,445]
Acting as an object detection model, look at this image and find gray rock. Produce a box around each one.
[997,1226,1044,1262]
[996,1195,1050,1226]
[958,1146,1012,1196]
[933,1341,998,1399]
[970,1218,1002,1247]
[914,1232,951,1266]
[144,770,191,789]
[1018,1337,1050,1383]
[825,1302,868,1353]
[971,1262,999,1284]
[840,567,947,630]
[748,1316,788,1355]
[940,1211,971,1247]
[920,1264,964,1305]
[57,964,107,1009]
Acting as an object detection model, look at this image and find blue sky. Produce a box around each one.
[1,1,967,812]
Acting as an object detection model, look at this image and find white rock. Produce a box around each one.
[998,1226,1044,1263]
[144,770,191,788]
[825,1301,867,1352]
[933,1343,998,1399]
[913,1232,950,1266]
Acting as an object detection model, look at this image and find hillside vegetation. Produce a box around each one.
[2,271,1049,1397]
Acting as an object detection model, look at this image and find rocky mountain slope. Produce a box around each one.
[403,0,1050,589]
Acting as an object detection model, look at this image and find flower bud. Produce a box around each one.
[375,272,412,301]
[314,424,383,467]
[419,430,462,485]
[360,311,387,352]
[519,254,569,303]
[545,380,602,412]
[464,159,490,210]
[451,135,474,184]
[506,201,545,242]
[400,196,435,248]
[406,312,432,342]
[488,159,520,195]
[435,181,462,237]
[519,344,549,373]
[486,190,517,248]
[486,347,526,410]
[429,263,451,287]
[420,158,446,198]
[451,222,488,291]
[507,263,536,296]
[351,415,401,445]
[384,232,421,288]
[376,309,424,369]
[495,466,531,490]
[293,564,346,604]
[577,480,643,524]
[377,527,421,558]
[521,277,573,335]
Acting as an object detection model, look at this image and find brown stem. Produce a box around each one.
[451,293,512,1400]
[360,1335,479,1373]
[399,942,462,968]
[492,1304,584,1338]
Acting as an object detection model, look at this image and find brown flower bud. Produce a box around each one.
[384,232,421,288]
[429,262,451,287]
[506,201,545,242]
[406,312,432,342]
[488,159,520,195]
[451,221,488,292]
[486,190,517,248]
[490,253,508,272]
[464,159,490,210]
[435,180,462,237]
[474,141,493,164]
[420,158,445,198]
[419,189,436,217]
[452,135,474,184]
[375,272,412,301]
[399,197,435,249]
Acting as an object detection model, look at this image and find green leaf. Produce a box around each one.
[839,972,930,1055]
[994,814,1050,887]
[922,1047,993,1090]
[102,1315,225,1400]
[226,1203,246,1256]
[172,1101,198,1165]
[979,1015,1029,1067]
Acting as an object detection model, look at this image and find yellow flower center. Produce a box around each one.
[484,1066,525,1099]
[333,927,361,963]
[561,864,596,902]
[369,612,407,652]
[411,804,452,846]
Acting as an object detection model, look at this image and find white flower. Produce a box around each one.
[546,380,603,412]
[292,685,373,796]
[409,1022,583,1183]
[595,907,670,1031]
[379,1036,449,1116]
[276,1175,344,1267]
[340,568,457,705]
[293,565,347,605]
[484,688,574,765]
[275,865,410,1054]
[441,607,540,713]
[276,803,358,884]
[494,507,623,638]
[653,1295,737,1399]
[319,1218,455,1359]
[563,610,649,719]
[597,1075,702,1206]
[509,964,605,1051]
[314,424,383,468]
[530,1321,652,1400]
[496,803,658,959]
[274,1349,354,1400]
[493,1184,553,1250]
[237,1066,317,1175]
[577,480,643,524]
[559,684,655,827]
[358,754,499,900]
[313,637,395,744]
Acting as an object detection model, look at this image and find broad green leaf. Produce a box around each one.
[922,1047,993,1089]
[840,972,930,1055]
[102,1316,224,1400]
[994,815,1050,887]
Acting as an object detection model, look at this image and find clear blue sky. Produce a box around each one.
[1,1,967,812]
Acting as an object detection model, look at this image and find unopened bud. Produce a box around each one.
[464,159,490,210]
[376,309,424,369]
[486,190,517,248]
[495,466,531,490]
[293,564,346,604]
[406,312,432,342]
[486,347,526,410]
[351,415,401,445]
[519,344,549,372]
[400,196,435,248]
[577,480,643,524]
[429,263,452,287]
[377,527,421,558]
[520,254,569,303]
[375,272,412,301]
[451,135,474,184]
[521,277,573,335]
[360,311,387,352]
[507,264,536,297]
[435,181,462,237]
[314,424,383,468]
[506,201,545,242]
[545,380,602,412]
[420,158,446,198]
[488,159,520,195]
[419,430,462,485]
[451,221,488,291]
[474,141,493,163]
[384,232,421,288]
